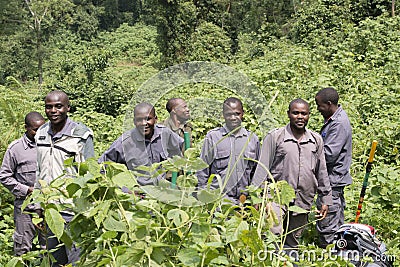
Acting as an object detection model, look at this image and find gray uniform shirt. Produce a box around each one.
[252,124,332,210]
[99,124,184,185]
[197,126,260,199]
[320,105,352,187]
[0,134,36,201]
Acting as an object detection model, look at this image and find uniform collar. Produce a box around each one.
[22,133,35,149]
[324,105,342,123]
[221,125,247,137]
[164,116,190,132]
[284,124,315,144]
[48,117,75,139]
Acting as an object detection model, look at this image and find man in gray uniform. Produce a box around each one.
[315,87,352,248]
[252,98,332,248]
[0,112,45,255]
[35,90,94,266]
[99,103,184,186]
[163,98,192,140]
[197,97,260,204]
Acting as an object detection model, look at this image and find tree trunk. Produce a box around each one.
[392,0,395,17]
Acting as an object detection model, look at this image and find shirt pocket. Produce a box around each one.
[215,149,231,171]
[16,162,36,186]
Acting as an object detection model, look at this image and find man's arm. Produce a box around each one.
[316,136,333,207]
[82,135,95,159]
[323,121,350,165]
[251,133,276,187]
[0,147,31,198]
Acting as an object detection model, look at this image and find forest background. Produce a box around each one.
[0,0,399,266]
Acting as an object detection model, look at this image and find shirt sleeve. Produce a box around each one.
[167,131,184,157]
[323,121,348,166]
[315,136,333,206]
[196,135,215,189]
[251,133,276,187]
[0,147,30,198]
[249,135,260,180]
[82,135,95,159]
[98,138,126,165]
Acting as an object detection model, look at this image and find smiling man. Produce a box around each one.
[197,97,260,204]
[163,98,192,140]
[34,90,94,266]
[252,98,332,248]
[99,102,184,186]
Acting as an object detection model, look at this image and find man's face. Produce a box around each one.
[315,95,333,120]
[134,107,157,139]
[223,101,244,132]
[45,94,70,127]
[288,102,309,131]
[25,119,45,141]
[173,99,190,122]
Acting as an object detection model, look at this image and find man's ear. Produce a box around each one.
[155,115,158,122]
[67,105,71,112]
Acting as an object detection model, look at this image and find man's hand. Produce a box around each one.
[318,205,329,219]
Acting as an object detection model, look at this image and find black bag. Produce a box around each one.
[333,223,393,267]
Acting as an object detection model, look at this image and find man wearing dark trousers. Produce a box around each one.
[0,112,45,255]
[315,87,352,248]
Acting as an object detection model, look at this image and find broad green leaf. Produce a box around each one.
[270,180,295,206]
[101,230,118,240]
[103,214,127,232]
[177,248,201,266]
[45,208,65,240]
[112,171,137,188]
[167,209,189,227]
[94,200,112,228]
[6,257,24,267]
[66,183,80,197]
[240,229,263,254]
[197,188,221,203]
[287,205,308,214]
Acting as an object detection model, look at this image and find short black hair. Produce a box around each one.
[223,97,243,111]
[166,98,183,113]
[316,87,339,105]
[134,102,156,117]
[25,111,45,126]
[45,90,70,106]
[288,98,309,111]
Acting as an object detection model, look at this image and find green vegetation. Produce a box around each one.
[1,0,399,266]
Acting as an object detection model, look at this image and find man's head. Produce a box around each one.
[287,98,310,133]
[134,103,157,139]
[315,87,339,120]
[44,90,70,130]
[166,98,190,123]
[223,97,244,132]
[25,112,45,141]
